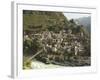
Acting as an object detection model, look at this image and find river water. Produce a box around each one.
[31,60,63,69]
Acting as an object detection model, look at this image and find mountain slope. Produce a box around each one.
[23,10,69,33]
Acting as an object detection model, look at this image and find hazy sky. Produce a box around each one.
[63,12,90,20]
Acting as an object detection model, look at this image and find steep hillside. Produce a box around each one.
[23,10,69,33]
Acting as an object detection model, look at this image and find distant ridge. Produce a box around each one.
[75,16,91,33]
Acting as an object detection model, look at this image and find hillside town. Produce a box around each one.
[23,11,90,69]
[24,28,90,68]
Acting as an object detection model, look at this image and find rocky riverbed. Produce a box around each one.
[23,56,90,69]
[30,56,90,69]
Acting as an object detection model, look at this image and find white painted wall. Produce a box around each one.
[0,0,100,80]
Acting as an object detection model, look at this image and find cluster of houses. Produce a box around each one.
[24,29,85,63]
